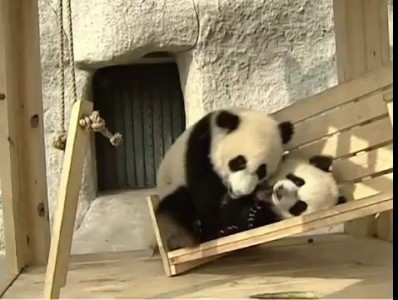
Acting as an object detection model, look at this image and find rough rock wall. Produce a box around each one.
[178,0,338,125]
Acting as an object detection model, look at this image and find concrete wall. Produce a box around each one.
[0,0,393,251]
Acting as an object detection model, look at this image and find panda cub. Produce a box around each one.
[216,154,346,238]
[154,107,294,250]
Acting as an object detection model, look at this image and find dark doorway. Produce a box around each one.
[93,63,186,191]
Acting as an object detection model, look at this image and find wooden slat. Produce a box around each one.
[44,100,93,299]
[332,0,392,240]
[332,143,393,182]
[363,0,391,72]
[339,173,393,201]
[288,92,388,149]
[290,117,392,159]
[0,273,18,298]
[169,194,392,265]
[146,195,172,277]
[272,64,392,124]
[0,0,50,273]
[334,0,367,81]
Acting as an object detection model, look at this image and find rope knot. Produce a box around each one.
[79,111,123,147]
[53,131,67,151]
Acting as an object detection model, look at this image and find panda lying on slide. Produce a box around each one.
[154,108,294,251]
[216,154,347,238]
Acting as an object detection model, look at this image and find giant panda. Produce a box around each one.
[215,154,346,238]
[268,154,346,218]
[153,107,294,251]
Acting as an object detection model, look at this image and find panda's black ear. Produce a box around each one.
[278,121,294,144]
[309,155,334,172]
[216,110,240,132]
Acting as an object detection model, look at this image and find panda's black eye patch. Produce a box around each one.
[256,164,267,180]
[228,155,247,172]
[286,173,305,187]
[216,111,240,132]
[289,200,308,216]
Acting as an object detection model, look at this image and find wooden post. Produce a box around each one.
[0,0,50,274]
[333,0,392,240]
[44,100,93,299]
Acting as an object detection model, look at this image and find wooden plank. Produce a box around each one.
[339,173,393,201]
[290,117,392,159]
[332,143,393,182]
[0,273,19,298]
[146,195,172,277]
[170,253,226,276]
[288,92,388,149]
[273,64,392,124]
[363,0,391,71]
[386,102,393,126]
[333,0,392,238]
[2,234,393,299]
[0,0,50,272]
[168,193,392,265]
[376,94,393,242]
[44,100,93,299]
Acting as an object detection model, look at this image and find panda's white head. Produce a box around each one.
[268,155,345,219]
[210,108,294,199]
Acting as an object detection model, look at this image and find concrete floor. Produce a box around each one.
[71,189,156,255]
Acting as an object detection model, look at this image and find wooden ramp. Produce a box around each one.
[148,65,394,276]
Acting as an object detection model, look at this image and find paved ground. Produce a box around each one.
[71,189,156,255]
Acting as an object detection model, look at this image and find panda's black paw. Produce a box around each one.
[219,225,239,237]
[337,196,347,205]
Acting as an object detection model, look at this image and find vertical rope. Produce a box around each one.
[53,0,67,150]
[58,0,66,134]
[66,0,77,103]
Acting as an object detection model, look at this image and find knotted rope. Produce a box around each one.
[79,112,123,147]
[53,0,122,151]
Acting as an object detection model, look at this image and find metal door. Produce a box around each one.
[93,63,186,191]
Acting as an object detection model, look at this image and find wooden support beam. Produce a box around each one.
[44,100,93,299]
[0,0,50,274]
[333,0,392,241]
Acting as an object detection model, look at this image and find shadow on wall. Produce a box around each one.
[280,52,336,107]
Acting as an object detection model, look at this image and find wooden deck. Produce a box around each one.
[1,234,392,299]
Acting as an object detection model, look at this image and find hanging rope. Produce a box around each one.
[53,0,67,150]
[53,0,123,151]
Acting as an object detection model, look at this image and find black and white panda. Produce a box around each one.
[153,107,294,250]
[268,154,346,218]
[215,154,346,238]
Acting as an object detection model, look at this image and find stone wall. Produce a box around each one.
[0,0,393,250]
